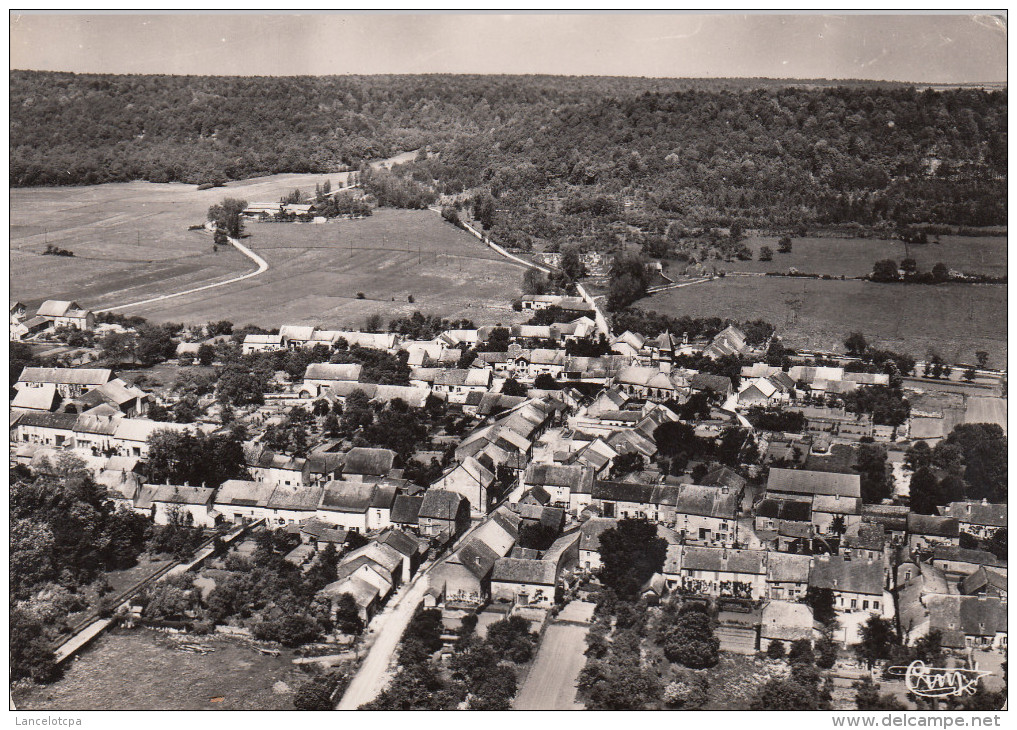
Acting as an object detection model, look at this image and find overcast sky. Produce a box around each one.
[9,12,1008,83]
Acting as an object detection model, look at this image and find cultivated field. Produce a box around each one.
[965,396,1008,433]
[640,276,1007,364]
[10,171,528,328]
[683,235,1008,279]
[12,630,307,711]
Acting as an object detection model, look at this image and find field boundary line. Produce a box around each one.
[95,236,268,313]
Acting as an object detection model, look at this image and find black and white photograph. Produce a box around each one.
[8,10,1008,719]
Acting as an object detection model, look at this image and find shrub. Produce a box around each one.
[766,640,786,660]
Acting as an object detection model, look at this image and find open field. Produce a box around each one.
[639,276,1007,364]
[691,234,1008,278]
[12,629,307,711]
[11,172,528,328]
[965,396,1007,433]
[122,209,527,328]
[513,622,589,710]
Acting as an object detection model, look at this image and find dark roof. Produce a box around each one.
[491,558,557,586]
[378,529,426,558]
[941,501,1007,528]
[390,495,423,525]
[767,467,861,499]
[809,555,883,595]
[679,547,767,575]
[907,513,960,538]
[756,498,812,522]
[690,372,733,393]
[453,539,501,579]
[419,488,465,521]
[371,485,399,510]
[700,465,747,491]
[321,481,376,512]
[15,411,79,430]
[931,546,1006,569]
[344,447,396,477]
[524,463,595,493]
[960,567,1007,596]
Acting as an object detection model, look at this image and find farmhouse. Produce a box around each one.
[134,484,217,528]
[664,545,768,599]
[521,463,594,510]
[766,467,861,500]
[301,363,363,397]
[242,333,285,354]
[907,513,961,551]
[343,447,397,481]
[36,300,95,331]
[809,555,888,615]
[417,488,471,539]
[702,325,748,359]
[940,500,1007,539]
[765,552,812,600]
[490,558,558,608]
[760,600,818,651]
[17,367,113,398]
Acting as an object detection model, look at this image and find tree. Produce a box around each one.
[856,443,893,503]
[908,466,954,515]
[11,607,60,683]
[99,330,136,365]
[558,244,586,283]
[854,676,906,710]
[606,251,650,311]
[662,671,710,708]
[609,452,644,480]
[976,350,990,368]
[485,615,537,663]
[750,679,819,710]
[758,245,773,262]
[937,423,1008,502]
[196,343,216,366]
[533,373,560,390]
[807,587,836,625]
[333,593,364,636]
[931,262,950,282]
[815,635,839,669]
[293,675,339,710]
[777,235,793,253]
[871,259,899,282]
[844,331,868,356]
[766,639,786,659]
[500,378,527,396]
[135,323,178,366]
[855,615,898,668]
[904,441,932,471]
[596,518,667,599]
[787,638,815,667]
[216,365,267,406]
[207,197,247,238]
[661,604,720,669]
[521,267,550,296]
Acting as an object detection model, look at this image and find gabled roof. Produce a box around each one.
[114,418,193,443]
[73,413,121,436]
[908,513,960,538]
[344,447,396,477]
[756,498,812,522]
[690,372,733,393]
[931,546,1006,569]
[215,479,275,507]
[766,468,861,499]
[19,367,112,386]
[941,501,1007,528]
[926,594,1007,637]
[766,553,812,583]
[145,484,215,506]
[14,410,79,430]
[579,517,617,552]
[524,463,595,493]
[812,495,862,515]
[808,555,883,595]
[305,363,363,382]
[36,300,79,318]
[761,600,816,641]
[452,539,502,580]
[390,495,424,525]
[673,484,740,520]
[419,488,466,521]
[679,546,767,575]
[700,465,747,491]
[279,325,316,341]
[842,522,886,552]
[378,528,427,558]
[321,480,377,513]
[12,383,59,411]
[960,566,1007,596]
[492,558,558,586]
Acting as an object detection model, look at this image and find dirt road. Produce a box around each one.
[513,623,590,710]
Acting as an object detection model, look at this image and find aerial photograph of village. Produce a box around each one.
[8,11,1008,718]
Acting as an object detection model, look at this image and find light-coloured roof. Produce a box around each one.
[305,363,363,382]
[12,383,58,411]
[809,555,883,595]
[19,367,112,386]
[491,558,558,586]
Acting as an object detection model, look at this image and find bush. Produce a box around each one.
[356,292,366,299]
[662,672,710,708]
[766,640,786,660]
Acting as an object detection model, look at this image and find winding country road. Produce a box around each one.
[95,236,269,313]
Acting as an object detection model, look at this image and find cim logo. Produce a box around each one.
[887,660,993,698]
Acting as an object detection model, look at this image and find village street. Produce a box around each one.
[513,601,595,710]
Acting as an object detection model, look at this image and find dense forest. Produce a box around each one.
[11,72,1006,239]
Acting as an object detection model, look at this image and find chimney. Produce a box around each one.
[833,578,838,588]
[722,485,729,495]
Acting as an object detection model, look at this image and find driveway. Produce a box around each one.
[513,622,590,710]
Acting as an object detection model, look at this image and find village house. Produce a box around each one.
[702,325,749,359]
[242,333,285,354]
[899,587,1007,653]
[417,488,471,539]
[74,378,150,417]
[671,483,741,546]
[578,517,616,572]
[16,367,113,398]
[490,559,558,608]
[811,494,863,535]
[940,500,1007,539]
[318,481,388,533]
[689,372,734,401]
[765,552,812,600]
[11,383,62,412]
[389,495,424,532]
[664,545,768,599]
[520,462,595,510]
[245,445,309,487]
[808,555,889,616]
[265,486,324,527]
[862,503,909,542]
[36,300,95,331]
[430,456,497,516]
[766,467,862,500]
[300,363,363,397]
[13,410,79,448]
[930,546,1007,585]
[907,513,961,552]
[426,509,519,607]
[342,447,397,481]
[428,368,491,403]
[961,566,1007,599]
[134,484,217,528]
[112,419,195,458]
[213,479,276,524]
[609,330,646,358]
[840,522,887,562]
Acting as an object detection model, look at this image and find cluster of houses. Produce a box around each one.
[10,300,1007,656]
